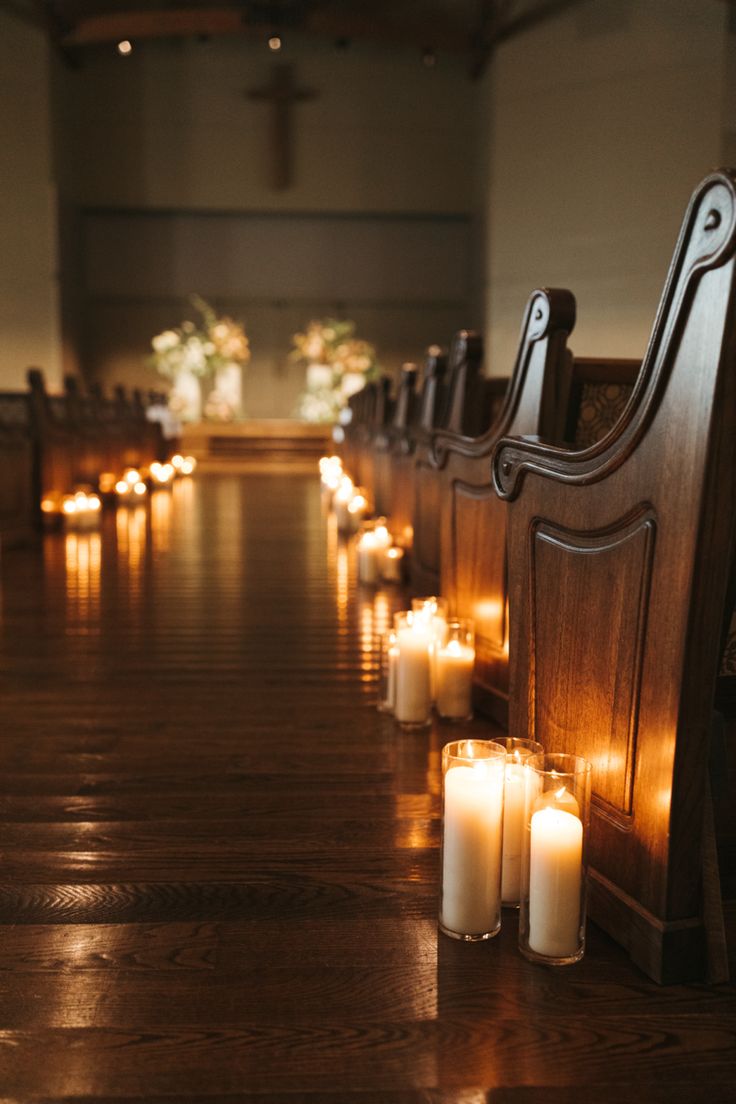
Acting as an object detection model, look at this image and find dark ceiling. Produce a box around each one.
[2,0,597,76]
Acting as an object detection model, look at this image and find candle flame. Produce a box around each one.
[555,786,567,801]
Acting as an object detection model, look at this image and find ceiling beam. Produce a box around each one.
[60,2,470,55]
[470,0,590,78]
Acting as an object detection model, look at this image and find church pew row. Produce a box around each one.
[0,370,168,545]
[346,297,638,727]
[341,169,735,985]
[419,343,640,727]
[492,168,736,985]
[341,330,507,508]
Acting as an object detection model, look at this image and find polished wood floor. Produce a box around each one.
[0,472,734,1102]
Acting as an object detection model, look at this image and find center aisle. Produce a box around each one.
[1,471,734,1101]
[0,471,495,1098]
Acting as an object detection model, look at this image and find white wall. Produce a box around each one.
[0,13,61,389]
[482,0,727,373]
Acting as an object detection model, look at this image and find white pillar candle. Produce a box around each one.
[372,522,393,576]
[501,761,529,904]
[347,494,368,532]
[333,479,354,530]
[528,805,583,957]
[395,622,432,725]
[357,531,380,584]
[382,546,404,582]
[441,761,504,936]
[387,639,399,711]
[436,640,474,718]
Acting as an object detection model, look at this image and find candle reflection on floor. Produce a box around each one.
[64,531,102,623]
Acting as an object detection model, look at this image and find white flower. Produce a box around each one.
[305,335,325,360]
[306,363,334,389]
[152,330,179,353]
[341,372,365,398]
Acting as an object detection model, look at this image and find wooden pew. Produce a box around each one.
[432,346,640,726]
[27,368,78,503]
[492,169,736,983]
[412,288,577,724]
[342,375,393,495]
[345,331,504,513]
[385,345,449,548]
[0,387,37,545]
[409,295,577,598]
[28,370,166,502]
[373,362,419,518]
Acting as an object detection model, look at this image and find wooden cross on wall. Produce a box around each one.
[247,64,318,190]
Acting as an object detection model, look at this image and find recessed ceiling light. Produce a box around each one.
[117,39,133,56]
[268,33,283,51]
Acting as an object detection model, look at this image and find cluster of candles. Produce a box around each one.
[41,454,197,525]
[380,597,476,726]
[441,739,591,965]
[41,489,102,528]
[319,455,406,584]
[101,455,197,503]
[318,459,590,967]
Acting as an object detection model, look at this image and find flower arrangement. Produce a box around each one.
[149,296,250,423]
[291,318,380,423]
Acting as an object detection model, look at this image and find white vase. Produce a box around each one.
[170,366,202,423]
[214,362,242,418]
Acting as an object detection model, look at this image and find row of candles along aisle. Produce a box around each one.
[319,455,406,585]
[386,607,592,964]
[320,455,593,967]
[319,458,474,724]
[40,454,198,528]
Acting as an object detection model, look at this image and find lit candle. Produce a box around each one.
[381,545,404,583]
[528,798,583,958]
[411,597,448,700]
[436,639,474,719]
[61,491,102,529]
[115,478,147,505]
[348,493,367,522]
[333,477,354,530]
[378,630,399,713]
[440,744,505,938]
[395,617,432,726]
[357,531,380,584]
[501,759,527,904]
[492,738,544,907]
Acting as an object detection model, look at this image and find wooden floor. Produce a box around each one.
[1,472,735,1103]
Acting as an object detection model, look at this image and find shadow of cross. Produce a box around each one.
[247,63,318,190]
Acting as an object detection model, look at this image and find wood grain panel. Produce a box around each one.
[530,511,654,820]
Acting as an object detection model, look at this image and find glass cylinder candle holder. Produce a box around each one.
[393,611,432,729]
[519,752,592,966]
[490,737,545,907]
[411,596,449,699]
[436,619,475,721]
[377,630,399,713]
[357,530,381,585]
[440,739,506,941]
[346,492,369,532]
[381,545,405,583]
[332,477,355,531]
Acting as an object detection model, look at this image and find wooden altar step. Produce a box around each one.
[182,419,332,471]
